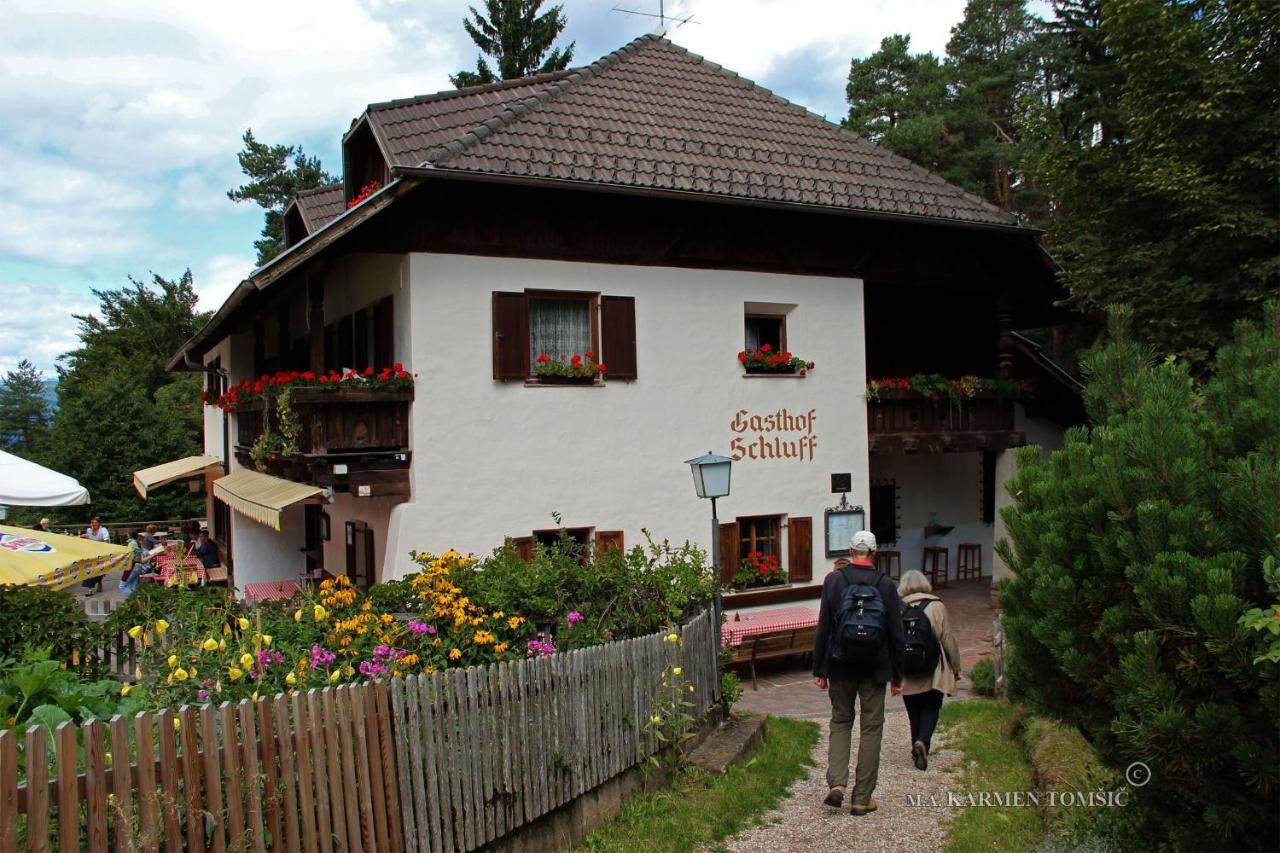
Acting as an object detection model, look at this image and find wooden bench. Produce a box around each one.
[731,625,818,690]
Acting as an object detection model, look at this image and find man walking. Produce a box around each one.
[812,530,905,816]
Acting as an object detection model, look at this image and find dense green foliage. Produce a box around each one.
[1025,0,1279,367]
[450,0,574,88]
[847,0,1278,365]
[0,359,51,454]
[995,304,1280,849]
[968,657,996,696]
[227,129,335,264]
[450,534,716,644]
[0,585,97,672]
[583,717,819,852]
[36,273,207,525]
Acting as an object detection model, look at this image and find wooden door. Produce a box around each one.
[345,521,374,589]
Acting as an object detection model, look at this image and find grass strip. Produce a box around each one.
[583,716,819,853]
[939,699,1046,853]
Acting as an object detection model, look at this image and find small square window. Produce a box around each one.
[529,295,594,367]
[744,315,785,353]
[738,515,781,561]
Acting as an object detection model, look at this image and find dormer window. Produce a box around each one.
[342,117,389,207]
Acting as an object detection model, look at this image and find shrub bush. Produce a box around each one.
[0,584,96,669]
[996,304,1280,850]
[968,658,996,697]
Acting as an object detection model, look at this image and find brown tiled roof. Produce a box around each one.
[365,71,575,170]
[364,35,1013,228]
[293,183,346,232]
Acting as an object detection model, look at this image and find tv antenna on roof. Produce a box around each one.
[612,0,700,35]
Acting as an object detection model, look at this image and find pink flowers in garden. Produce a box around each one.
[526,638,557,656]
[407,620,437,635]
[358,644,409,678]
[567,611,584,626]
[309,644,336,670]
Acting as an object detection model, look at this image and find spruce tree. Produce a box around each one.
[996,303,1280,849]
[227,130,335,265]
[0,359,51,454]
[450,0,575,88]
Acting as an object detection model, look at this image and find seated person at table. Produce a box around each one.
[122,532,153,596]
[191,528,220,569]
[143,523,159,551]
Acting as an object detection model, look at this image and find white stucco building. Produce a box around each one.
[165,35,1081,608]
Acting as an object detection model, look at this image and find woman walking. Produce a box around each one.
[897,569,962,770]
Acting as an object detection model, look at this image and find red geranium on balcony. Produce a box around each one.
[737,344,814,376]
[209,364,415,412]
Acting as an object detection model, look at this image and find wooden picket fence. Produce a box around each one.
[2,607,719,852]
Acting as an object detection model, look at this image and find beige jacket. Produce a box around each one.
[900,592,962,696]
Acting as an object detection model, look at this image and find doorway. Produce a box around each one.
[345,520,375,590]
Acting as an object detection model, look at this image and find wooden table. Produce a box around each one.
[721,605,819,647]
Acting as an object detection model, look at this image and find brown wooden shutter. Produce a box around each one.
[595,531,625,557]
[600,295,637,380]
[492,292,530,380]
[719,522,739,585]
[509,536,534,561]
[787,516,813,583]
[373,296,395,368]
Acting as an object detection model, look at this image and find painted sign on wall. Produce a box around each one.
[729,408,818,461]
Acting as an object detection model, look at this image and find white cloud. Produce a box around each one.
[0,282,99,376]
[194,254,253,312]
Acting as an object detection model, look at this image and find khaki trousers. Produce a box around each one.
[825,679,887,804]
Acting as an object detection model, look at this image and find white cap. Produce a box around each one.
[850,530,877,553]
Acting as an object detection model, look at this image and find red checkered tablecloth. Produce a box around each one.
[721,605,820,646]
[243,579,302,605]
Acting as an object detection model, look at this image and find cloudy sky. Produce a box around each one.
[0,0,985,376]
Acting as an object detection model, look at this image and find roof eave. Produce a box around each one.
[391,164,1041,237]
[167,177,417,370]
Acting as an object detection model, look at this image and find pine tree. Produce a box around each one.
[0,359,51,454]
[1021,0,1279,368]
[843,35,954,174]
[450,0,575,88]
[996,302,1280,849]
[227,130,335,265]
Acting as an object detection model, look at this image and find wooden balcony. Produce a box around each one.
[234,387,412,495]
[867,391,1024,454]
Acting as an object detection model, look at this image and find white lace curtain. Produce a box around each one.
[530,298,591,362]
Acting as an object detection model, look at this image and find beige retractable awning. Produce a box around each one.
[133,455,224,498]
[212,469,324,531]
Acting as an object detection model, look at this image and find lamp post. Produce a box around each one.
[685,451,733,577]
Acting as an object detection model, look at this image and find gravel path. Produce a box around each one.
[720,708,962,852]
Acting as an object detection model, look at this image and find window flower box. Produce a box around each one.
[737,345,813,376]
[534,352,606,384]
[729,551,789,591]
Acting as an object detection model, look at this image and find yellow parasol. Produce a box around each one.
[0,524,132,590]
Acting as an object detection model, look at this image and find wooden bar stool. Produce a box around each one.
[957,543,982,580]
[875,550,902,580]
[923,547,949,588]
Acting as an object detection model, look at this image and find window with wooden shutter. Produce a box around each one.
[787,516,813,582]
[595,530,625,557]
[508,536,534,560]
[492,292,530,380]
[718,522,739,585]
[600,295,637,380]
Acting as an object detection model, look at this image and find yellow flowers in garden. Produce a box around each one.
[228,666,244,681]
[237,617,250,630]
[128,625,143,640]
[173,668,188,682]
[154,619,169,636]
[167,654,179,668]
[120,684,131,696]
[202,637,218,652]
[313,604,327,622]
[240,653,254,669]
[285,672,297,686]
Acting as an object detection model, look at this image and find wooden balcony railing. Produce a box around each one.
[235,387,412,455]
[867,391,1024,453]
[234,387,412,493]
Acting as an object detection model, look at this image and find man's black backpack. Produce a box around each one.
[829,567,887,665]
[902,598,941,675]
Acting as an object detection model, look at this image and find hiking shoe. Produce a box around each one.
[823,786,844,807]
[849,799,879,816]
[912,740,928,771]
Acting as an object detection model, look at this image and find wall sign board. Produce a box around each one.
[825,507,866,557]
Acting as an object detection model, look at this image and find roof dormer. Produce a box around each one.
[342,116,390,208]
